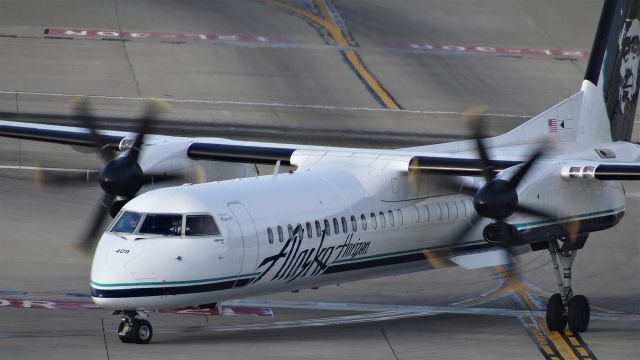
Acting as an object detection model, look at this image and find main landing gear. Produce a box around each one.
[545,239,590,332]
[116,311,153,344]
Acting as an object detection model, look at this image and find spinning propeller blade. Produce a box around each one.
[439,107,560,276]
[58,99,179,255]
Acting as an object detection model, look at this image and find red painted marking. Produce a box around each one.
[45,29,287,44]
[390,42,589,58]
[0,298,272,316]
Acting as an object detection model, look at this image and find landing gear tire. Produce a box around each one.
[131,319,153,344]
[546,293,567,331]
[568,295,590,333]
[117,317,153,344]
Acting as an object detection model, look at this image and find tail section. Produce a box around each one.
[497,0,640,146]
[581,0,640,142]
[412,0,640,154]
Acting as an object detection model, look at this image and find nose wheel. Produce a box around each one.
[544,239,590,332]
[117,311,153,344]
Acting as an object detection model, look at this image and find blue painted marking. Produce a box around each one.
[0,290,28,296]
[65,292,91,298]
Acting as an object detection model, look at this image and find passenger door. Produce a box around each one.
[228,202,259,288]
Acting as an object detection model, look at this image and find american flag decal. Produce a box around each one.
[548,119,558,132]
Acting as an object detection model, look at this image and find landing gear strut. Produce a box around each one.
[117,311,153,344]
[545,239,590,332]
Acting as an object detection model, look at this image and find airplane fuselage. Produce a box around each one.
[91,151,626,311]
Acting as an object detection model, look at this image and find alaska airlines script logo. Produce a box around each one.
[251,226,371,284]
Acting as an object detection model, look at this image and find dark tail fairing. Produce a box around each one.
[586,0,640,141]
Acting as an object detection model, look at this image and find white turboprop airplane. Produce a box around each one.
[1,0,640,345]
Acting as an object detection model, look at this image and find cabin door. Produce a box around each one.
[228,202,259,288]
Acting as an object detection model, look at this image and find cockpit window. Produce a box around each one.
[185,215,220,236]
[139,214,183,236]
[111,212,142,233]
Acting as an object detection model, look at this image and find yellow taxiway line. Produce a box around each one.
[263,0,402,110]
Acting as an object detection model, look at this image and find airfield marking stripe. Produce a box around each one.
[315,0,401,109]
[342,49,401,109]
[560,331,597,360]
[264,0,402,110]
[90,272,259,288]
[544,329,582,360]
[0,89,530,117]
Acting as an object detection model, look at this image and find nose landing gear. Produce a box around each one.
[545,239,590,332]
[117,311,153,344]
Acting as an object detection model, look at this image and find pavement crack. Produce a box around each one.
[101,318,111,360]
[111,0,142,98]
[381,328,400,360]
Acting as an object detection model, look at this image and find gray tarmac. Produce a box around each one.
[0,0,639,359]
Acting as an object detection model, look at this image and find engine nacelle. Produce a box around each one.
[483,222,520,245]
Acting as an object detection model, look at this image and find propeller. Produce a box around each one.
[65,97,180,255]
[442,107,560,258]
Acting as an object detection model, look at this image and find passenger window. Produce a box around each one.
[371,212,377,230]
[459,200,467,217]
[397,209,403,225]
[361,214,368,231]
[324,219,331,236]
[306,222,312,239]
[185,215,220,236]
[111,211,142,233]
[413,206,420,223]
[442,202,450,219]
[267,227,274,244]
[277,226,284,242]
[388,210,394,227]
[423,205,430,222]
[351,215,358,232]
[288,224,294,239]
[341,217,348,233]
[379,211,386,228]
[431,203,442,221]
[139,214,183,236]
[452,202,459,218]
[315,220,321,237]
[333,218,340,234]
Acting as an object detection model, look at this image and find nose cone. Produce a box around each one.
[90,232,139,309]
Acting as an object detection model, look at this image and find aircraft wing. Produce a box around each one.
[0,120,127,149]
[3,120,640,180]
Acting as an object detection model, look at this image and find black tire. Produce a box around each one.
[546,293,567,331]
[568,295,590,332]
[117,321,133,343]
[132,319,153,344]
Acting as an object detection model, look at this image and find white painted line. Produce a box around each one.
[0,165,97,173]
[225,299,639,321]
[0,90,531,119]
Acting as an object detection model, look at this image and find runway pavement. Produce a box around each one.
[0,0,639,359]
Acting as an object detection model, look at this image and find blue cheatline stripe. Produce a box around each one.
[90,272,259,288]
